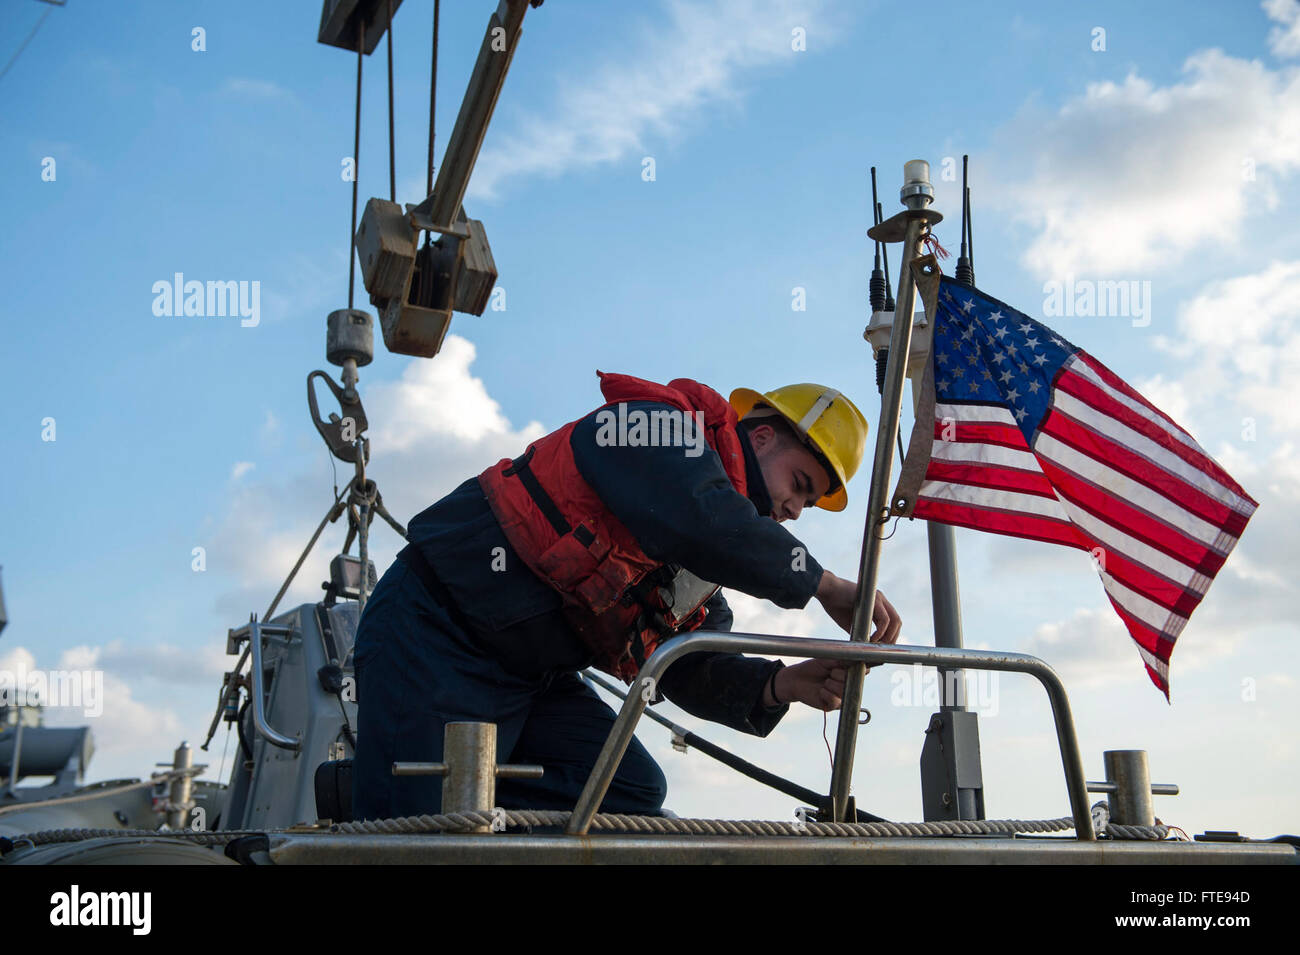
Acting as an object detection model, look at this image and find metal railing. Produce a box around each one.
[566,631,1095,840]
[240,617,301,752]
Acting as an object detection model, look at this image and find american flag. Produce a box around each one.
[891,276,1259,698]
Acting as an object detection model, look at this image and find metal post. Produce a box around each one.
[828,160,939,822]
[1104,749,1155,826]
[917,373,984,820]
[442,722,497,830]
[167,741,194,829]
[392,721,543,833]
[927,523,968,711]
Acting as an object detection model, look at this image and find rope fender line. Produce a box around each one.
[329,811,1085,838]
[2,812,1173,851]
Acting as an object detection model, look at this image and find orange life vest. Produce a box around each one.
[478,371,749,682]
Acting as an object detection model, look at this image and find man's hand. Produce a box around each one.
[815,572,903,646]
[790,573,903,707]
[867,587,902,647]
[771,658,847,711]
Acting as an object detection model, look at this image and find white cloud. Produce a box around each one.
[985,47,1300,277]
[1,643,187,778]
[722,589,821,639]
[220,77,299,104]
[81,639,229,687]
[1021,605,1139,688]
[1153,259,1300,433]
[1265,0,1300,58]
[0,646,38,684]
[231,461,254,481]
[260,409,281,449]
[469,0,840,200]
[207,334,547,615]
[1127,373,1194,434]
[366,335,545,450]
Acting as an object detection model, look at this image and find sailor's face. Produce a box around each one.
[749,425,831,523]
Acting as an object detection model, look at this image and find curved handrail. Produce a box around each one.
[248,617,302,752]
[566,631,1094,840]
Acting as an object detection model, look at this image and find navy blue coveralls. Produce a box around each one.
[351,399,826,820]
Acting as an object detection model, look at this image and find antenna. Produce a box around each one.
[869,167,885,313]
[951,153,972,285]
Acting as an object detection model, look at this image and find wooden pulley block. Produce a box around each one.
[355,198,417,304]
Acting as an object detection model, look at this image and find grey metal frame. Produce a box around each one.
[565,631,1095,840]
[245,619,302,752]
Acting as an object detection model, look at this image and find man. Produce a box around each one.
[351,371,902,820]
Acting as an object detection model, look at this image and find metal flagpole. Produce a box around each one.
[828,159,942,822]
[917,155,983,822]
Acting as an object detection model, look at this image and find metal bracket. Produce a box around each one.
[867,207,945,243]
[911,253,942,324]
[308,370,370,465]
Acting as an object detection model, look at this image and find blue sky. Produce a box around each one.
[3,0,1298,836]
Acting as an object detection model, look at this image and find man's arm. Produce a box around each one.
[569,401,824,609]
[655,589,790,736]
[570,400,894,732]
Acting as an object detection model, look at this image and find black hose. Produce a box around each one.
[678,730,887,823]
[236,696,254,761]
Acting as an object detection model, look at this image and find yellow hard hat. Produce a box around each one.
[729,383,869,512]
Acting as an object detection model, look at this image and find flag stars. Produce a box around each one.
[968,381,980,393]
[1026,380,1041,394]
[989,310,1004,322]
[1005,387,1020,401]
[1012,405,1028,423]
[1018,361,1030,374]
[1032,352,1049,366]
[999,369,1014,384]
[937,351,951,365]
[993,326,1009,340]
[960,298,976,314]
[981,369,993,381]
[1018,322,1033,334]
[1024,336,1040,349]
